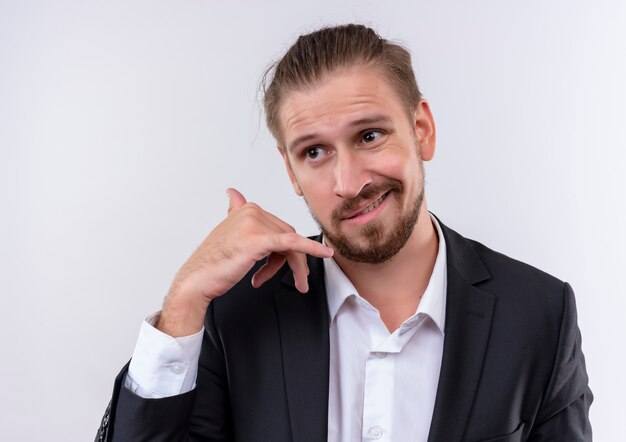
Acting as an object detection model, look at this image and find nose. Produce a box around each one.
[332,150,371,199]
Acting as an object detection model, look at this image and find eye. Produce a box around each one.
[361,130,384,144]
[303,146,327,163]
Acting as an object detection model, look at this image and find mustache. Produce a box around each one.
[331,179,403,222]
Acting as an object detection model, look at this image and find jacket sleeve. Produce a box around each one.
[528,282,593,441]
[95,302,234,442]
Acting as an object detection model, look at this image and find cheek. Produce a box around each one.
[371,143,416,172]
[378,153,423,200]
[371,154,410,182]
[293,163,334,197]
[299,176,333,212]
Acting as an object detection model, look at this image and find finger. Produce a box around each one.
[252,252,286,288]
[258,209,297,233]
[267,232,334,258]
[285,252,310,293]
[226,187,247,213]
[233,201,296,236]
[230,197,300,241]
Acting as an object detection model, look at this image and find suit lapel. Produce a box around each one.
[428,218,496,442]
[274,252,330,442]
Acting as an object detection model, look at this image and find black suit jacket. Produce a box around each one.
[97,216,592,441]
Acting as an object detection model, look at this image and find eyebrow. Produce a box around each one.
[287,114,393,153]
[348,114,393,128]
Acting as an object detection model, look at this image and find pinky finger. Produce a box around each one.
[251,252,287,288]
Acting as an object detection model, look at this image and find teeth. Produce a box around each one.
[358,193,387,216]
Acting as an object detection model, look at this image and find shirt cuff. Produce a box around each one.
[124,312,204,398]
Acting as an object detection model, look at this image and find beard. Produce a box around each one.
[306,168,425,264]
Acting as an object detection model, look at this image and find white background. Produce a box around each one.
[1,0,624,440]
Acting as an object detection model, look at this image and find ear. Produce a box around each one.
[413,100,436,161]
[277,145,303,196]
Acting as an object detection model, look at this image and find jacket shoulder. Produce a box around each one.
[468,237,565,294]
[438,216,570,324]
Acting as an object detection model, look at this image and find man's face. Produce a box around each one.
[278,66,436,263]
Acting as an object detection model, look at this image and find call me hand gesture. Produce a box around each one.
[156,188,334,337]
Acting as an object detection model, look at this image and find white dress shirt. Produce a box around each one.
[325,214,447,441]
[125,214,447,441]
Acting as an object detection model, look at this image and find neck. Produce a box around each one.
[331,204,439,330]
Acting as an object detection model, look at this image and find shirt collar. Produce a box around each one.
[323,212,447,333]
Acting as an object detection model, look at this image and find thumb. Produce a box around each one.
[226,187,247,213]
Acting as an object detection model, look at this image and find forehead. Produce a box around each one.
[279,67,408,150]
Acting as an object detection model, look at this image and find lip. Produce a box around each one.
[341,191,390,225]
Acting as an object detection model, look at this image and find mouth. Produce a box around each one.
[343,191,391,220]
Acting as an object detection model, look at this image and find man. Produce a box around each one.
[97,24,592,441]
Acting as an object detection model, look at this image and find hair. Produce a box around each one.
[262,24,422,146]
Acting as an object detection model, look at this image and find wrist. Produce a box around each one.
[157,294,209,337]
